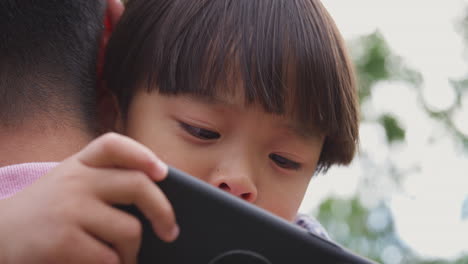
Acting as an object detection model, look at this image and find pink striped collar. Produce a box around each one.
[0,162,58,199]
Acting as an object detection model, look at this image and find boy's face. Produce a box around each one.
[123,90,324,221]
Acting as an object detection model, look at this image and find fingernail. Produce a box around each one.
[168,225,180,242]
[152,158,168,181]
[157,159,168,179]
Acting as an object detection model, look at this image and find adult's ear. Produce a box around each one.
[106,0,125,26]
[97,81,124,134]
[96,0,125,134]
[97,0,124,82]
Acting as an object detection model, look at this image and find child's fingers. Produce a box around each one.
[76,133,167,181]
[81,201,141,264]
[54,227,120,264]
[91,168,179,243]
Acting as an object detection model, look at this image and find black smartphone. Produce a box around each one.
[120,167,377,264]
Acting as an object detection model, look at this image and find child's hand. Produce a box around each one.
[0,133,178,264]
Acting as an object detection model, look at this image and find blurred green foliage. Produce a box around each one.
[318,198,410,263]
[317,197,468,264]
[312,25,468,264]
[379,114,405,143]
[351,31,423,104]
[462,198,468,220]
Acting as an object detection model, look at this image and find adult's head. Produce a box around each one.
[0,0,106,132]
[0,0,123,166]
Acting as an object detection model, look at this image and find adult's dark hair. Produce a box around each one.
[105,0,359,173]
[0,0,106,132]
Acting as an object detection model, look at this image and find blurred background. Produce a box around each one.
[299,1,468,263]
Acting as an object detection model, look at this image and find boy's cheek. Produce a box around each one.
[125,128,199,173]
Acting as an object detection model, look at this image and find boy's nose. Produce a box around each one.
[210,169,258,203]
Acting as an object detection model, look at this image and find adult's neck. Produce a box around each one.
[0,117,95,167]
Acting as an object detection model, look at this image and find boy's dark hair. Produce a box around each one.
[105,0,359,173]
[0,0,106,132]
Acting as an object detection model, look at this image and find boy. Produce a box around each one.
[103,0,358,222]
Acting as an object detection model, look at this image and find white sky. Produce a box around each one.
[299,0,468,260]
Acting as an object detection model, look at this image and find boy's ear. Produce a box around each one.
[97,81,124,134]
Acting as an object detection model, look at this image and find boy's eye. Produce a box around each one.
[180,122,220,140]
[269,153,301,170]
